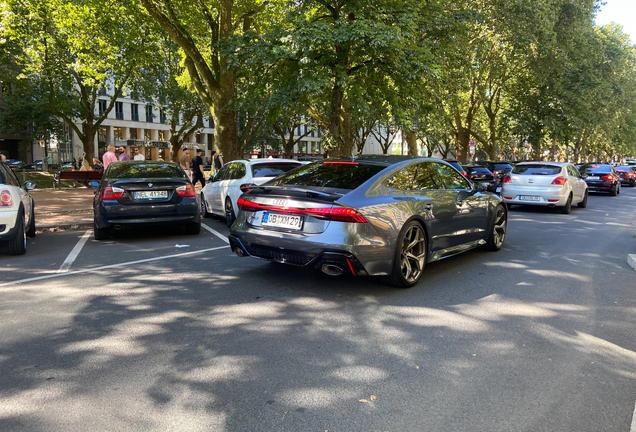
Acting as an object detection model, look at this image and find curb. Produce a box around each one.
[628,254,636,272]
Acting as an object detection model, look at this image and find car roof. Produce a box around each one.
[248,158,302,165]
[515,161,570,166]
[327,155,426,167]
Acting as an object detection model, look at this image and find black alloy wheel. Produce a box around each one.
[201,193,212,218]
[631,180,635,187]
[7,213,26,256]
[610,185,617,196]
[560,194,572,214]
[225,198,236,227]
[384,221,427,288]
[578,190,588,208]
[486,204,507,251]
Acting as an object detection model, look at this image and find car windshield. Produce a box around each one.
[106,162,185,179]
[511,164,562,175]
[579,165,612,175]
[251,162,302,178]
[493,164,512,170]
[265,162,385,189]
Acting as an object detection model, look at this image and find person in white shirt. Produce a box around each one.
[133,147,145,161]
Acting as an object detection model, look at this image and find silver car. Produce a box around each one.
[501,162,588,214]
[229,156,507,287]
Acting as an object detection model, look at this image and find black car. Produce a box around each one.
[578,164,621,196]
[93,161,200,240]
[7,160,27,170]
[479,161,513,178]
[443,160,467,177]
[464,166,496,191]
[614,166,636,187]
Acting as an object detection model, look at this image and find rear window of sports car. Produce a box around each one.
[251,162,302,178]
[106,163,186,179]
[265,163,384,189]
[511,164,562,175]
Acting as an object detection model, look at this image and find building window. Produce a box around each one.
[208,117,214,128]
[298,141,307,154]
[304,124,308,134]
[115,102,123,120]
[145,105,153,123]
[129,91,137,100]
[130,128,138,139]
[159,109,166,124]
[99,86,107,96]
[158,130,166,140]
[196,133,203,144]
[131,104,139,121]
[144,129,151,140]
[114,127,124,141]
[99,127,107,143]
[313,142,321,154]
[98,100,107,116]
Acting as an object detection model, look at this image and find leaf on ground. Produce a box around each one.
[359,399,369,403]
[416,365,420,369]
[370,395,377,401]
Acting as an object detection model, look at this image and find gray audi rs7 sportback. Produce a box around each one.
[229,156,507,287]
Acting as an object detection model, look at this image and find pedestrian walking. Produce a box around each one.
[102,145,117,169]
[118,146,130,161]
[180,148,192,180]
[191,149,206,187]
[133,147,145,161]
[212,151,223,175]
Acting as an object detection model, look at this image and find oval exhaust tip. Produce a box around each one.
[321,264,343,276]
[233,247,246,257]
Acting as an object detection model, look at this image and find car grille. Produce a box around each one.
[244,243,314,266]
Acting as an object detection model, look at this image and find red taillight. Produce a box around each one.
[551,176,567,185]
[602,174,614,181]
[503,176,512,183]
[503,196,512,199]
[240,183,257,193]
[626,172,634,177]
[323,161,359,165]
[462,171,467,177]
[100,186,125,200]
[237,197,368,223]
[0,189,12,207]
[466,174,473,179]
[176,184,196,197]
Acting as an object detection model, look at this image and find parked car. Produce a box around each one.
[0,161,36,255]
[480,161,513,178]
[464,165,496,192]
[28,160,43,170]
[578,163,621,196]
[614,166,636,187]
[201,158,303,226]
[93,161,200,240]
[443,160,467,176]
[501,162,588,213]
[58,161,74,171]
[7,160,27,170]
[229,156,507,288]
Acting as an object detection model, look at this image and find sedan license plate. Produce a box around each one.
[134,190,168,199]
[496,187,502,193]
[262,212,303,230]
[587,176,599,180]
[519,195,540,201]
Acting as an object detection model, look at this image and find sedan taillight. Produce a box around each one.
[0,189,12,207]
[237,197,368,223]
[176,184,196,197]
[551,176,567,185]
[503,176,512,183]
[101,186,125,200]
[602,174,614,181]
[626,172,634,177]
[240,183,257,193]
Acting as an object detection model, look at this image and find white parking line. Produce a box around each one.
[202,223,229,244]
[0,245,229,289]
[631,398,636,432]
[57,230,92,273]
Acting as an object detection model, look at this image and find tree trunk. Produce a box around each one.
[212,81,240,161]
[82,122,96,167]
[455,126,469,164]
[406,130,418,156]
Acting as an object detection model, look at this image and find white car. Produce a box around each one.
[201,158,303,225]
[501,162,588,214]
[0,161,37,255]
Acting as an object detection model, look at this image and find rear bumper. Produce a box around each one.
[585,181,614,192]
[94,201,200,228]
[501,186,569,206]
[0,209,20,241]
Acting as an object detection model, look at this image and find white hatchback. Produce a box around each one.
[0,161,37,255]
[201,159,303,226]
[501,162,588,214]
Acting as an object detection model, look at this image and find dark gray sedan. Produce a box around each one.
[229,156,507,287]
[93,161,200,240]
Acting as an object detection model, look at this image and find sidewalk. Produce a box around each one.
[31,188,94,231]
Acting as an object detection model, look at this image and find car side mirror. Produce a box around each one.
[24,181,36,191]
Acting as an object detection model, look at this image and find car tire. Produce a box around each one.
[383,220,427,288]
[186,222,201,235]
[610,185,617,196]
[560,194,572,214]
[225,198,236,227]
[7,212,27,256]
[94,223,110,240]
[631,180,636,187]
[617,184,621,194]
[26,204,36,238]
[485,204,507,251]
[578,190,588,208]
[200,193,212,218]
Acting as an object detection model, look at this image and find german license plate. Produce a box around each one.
[262,212,303,230]
[496,187,502,193]
[587,176,599,180]
[134,190,168,199]
[519,195,540,201]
